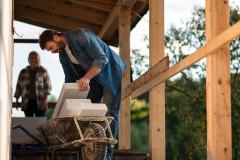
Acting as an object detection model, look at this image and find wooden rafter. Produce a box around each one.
[15,5,100,32]
[14,0,148,46]
[15,0,106,26]
[98,0,138,38]
[67,0,114,12]
[102,0,148,40]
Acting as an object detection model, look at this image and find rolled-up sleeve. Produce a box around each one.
[74,29,109,70]
[92,57,108,70]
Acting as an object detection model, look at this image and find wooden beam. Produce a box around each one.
[125,20,240,99]
[102,0,148,40]
[98,0,138,38]
[14,39,38,43]
[149,0,165,159]
[206,0,231,160]
[119,4,131,150]
[15,0,106,26]
[122,57,169,99]
[68,0,113,12]
[15,5,100,33]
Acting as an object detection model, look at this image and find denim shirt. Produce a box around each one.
[59,28,127,95]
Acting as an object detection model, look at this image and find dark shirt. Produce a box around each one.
[29,68,37,99]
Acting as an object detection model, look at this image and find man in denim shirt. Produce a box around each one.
[39,28,127,159]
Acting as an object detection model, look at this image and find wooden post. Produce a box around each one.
[206,0,231,159]
[0,0,13,159]
[149,0,165,159]
[119,2,131,150]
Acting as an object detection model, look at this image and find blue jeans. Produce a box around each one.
[103,86,122,160]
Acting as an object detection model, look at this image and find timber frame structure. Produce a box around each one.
[0,0,237,159]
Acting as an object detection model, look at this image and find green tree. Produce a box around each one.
[164,6,240,159]
[130,5,240,160]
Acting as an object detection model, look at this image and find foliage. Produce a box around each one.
[48,94,57,102]
[131,48,149,80]
[165,77,206,160]
[130,5,240,160]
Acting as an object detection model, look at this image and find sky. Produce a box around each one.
[12,0,239,116]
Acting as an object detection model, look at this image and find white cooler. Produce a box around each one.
[59,99,108,117]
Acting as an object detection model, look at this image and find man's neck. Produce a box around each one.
[61,36,68,47]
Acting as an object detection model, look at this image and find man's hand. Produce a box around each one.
[78,66,101,91]
[78,77,90,91]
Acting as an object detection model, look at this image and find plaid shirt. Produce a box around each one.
[14,66,52,110]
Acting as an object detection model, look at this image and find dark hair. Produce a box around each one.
[39,29,60,49]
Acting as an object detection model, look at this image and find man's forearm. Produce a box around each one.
[78,66,102,91]
[83,66,102,80]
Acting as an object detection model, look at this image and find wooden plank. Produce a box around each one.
[205,0,232,160]
[68,0,114,12]
[14,39,38,43]
[15,5,100,33]
[128,20,240,99]
[113,150,149,159]
[98,0,138,38]
[149,0,165,160]
[122,57,169,99]
[119,3,131,150]
[12,117,47,144]
[15,0,106,26]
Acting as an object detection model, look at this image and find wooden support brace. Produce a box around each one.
[122,57,169,99]
[125,20,240,99]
